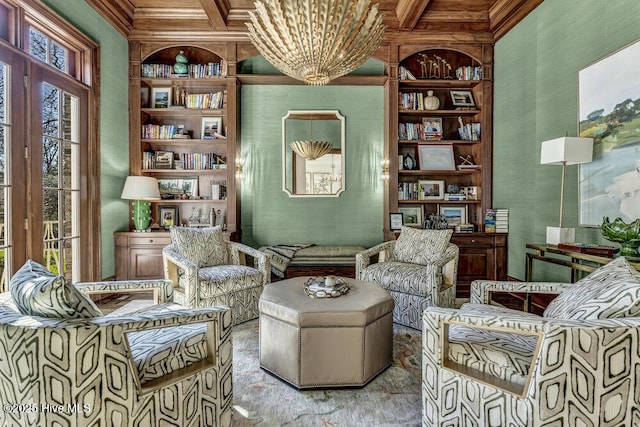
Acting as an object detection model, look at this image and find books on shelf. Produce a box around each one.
[485,208,509,233]
[456,66,482,81]
[142,152,227,170]
[142,124,181,139]
[141,60,227,79]
[399,123,443,141]
[185,91,225,109]
[399,66,416,80]
[557,243,619,257]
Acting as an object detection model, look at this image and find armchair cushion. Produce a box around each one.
[170,226,227,268]
[359,261,442,294]
[10,259,102,319]
[543,257,640,320]
[393,227,452,265]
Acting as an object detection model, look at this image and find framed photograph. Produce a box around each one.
[389,213,404,231]
[579,39,640,225]
[422,117,443,135]
[201,117,222,140]
[438,205,467,228]
[398,206,423,228]
[461,186,479,201]
[151,87,172,108]
[418,179,445,200]
[158,205,179,229]
[157,177,199,199]
[450,90,475,107]
[418,145,456,171]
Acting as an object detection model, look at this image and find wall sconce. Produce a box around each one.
[381,159,390,180]
[235,157,243,179]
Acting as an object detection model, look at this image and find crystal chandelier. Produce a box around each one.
[246,0,385,85]
[290,140,333,160]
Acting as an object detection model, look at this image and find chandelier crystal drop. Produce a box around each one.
[246,0,385,85]
[290,140,333,160]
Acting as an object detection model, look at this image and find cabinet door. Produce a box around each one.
[128,248,165,279]
[452,234,507,298]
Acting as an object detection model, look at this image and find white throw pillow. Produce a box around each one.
[393,227,453,265]
[543,257,640,320]
[10,259,102,319]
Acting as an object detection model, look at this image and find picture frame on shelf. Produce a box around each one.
[151,87,172,108]
[157,177,199,200]
[417,145,456,171]
[389,213,404,231]
[450,90,475,107]
[201,117,222,140]
[418,180,445,200]
[158,205,179,229]
[398,206,423,228]
[438,204,467,228]
[421,117,443,140]
[461,186,479,201]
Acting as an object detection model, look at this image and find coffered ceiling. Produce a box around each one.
[86,0,543,43]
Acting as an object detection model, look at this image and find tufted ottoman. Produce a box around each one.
[258,276,394,389]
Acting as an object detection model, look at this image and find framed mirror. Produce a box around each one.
[282,110,345,197]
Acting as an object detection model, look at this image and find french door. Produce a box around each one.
[0,43,90,288]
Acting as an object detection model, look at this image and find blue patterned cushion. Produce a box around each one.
[170,226,228,268]
[10,259,102,319]
[393,227,453,265]
[543,257,640,320]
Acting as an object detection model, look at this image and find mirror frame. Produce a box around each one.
[282,110,346,198]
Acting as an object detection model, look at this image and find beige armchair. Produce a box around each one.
[163,226,270,325]
[356,227,458,329]
[1,264,233,427]
[423,256,640,426]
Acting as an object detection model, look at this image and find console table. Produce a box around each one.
[525,243,640,282]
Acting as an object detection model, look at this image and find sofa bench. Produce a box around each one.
[281,245,365,279]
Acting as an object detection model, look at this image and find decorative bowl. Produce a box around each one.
[600,217,640,257]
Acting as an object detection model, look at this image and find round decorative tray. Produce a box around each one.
[303,276,350,299]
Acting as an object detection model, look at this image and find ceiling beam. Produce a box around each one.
[199,0,231,30]
[489,0,544,40]
[396,0,432,31]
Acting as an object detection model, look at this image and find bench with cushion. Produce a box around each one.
[283,245,365,278]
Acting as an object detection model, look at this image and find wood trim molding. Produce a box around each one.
[396,0,431,31]
[84,0,133,38]
[489,0,543,41]
[199,0,230,31]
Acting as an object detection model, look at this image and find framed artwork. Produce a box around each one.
[157,177,199,199]
[438,205,467,228]
[422,117,443,136]
[201,117,222,140]
[418,179,445,200]
[418,145,456,171]
[389,213,404,231]
[450,90,475,107]
[151,87,172,108]
[398,206,423,227]
[158,205,179,229]
[578,39,640,226]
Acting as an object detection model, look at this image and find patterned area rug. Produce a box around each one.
[232,320,422,426]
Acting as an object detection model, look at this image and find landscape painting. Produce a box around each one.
[578,39,640,226]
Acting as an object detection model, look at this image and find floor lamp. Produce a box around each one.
[121,176,161,232]
[540,136,594,245]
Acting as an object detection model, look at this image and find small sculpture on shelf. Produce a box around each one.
[424,214,448,230]
[600,216,640,257]
[173,51,188,75]
[457,154,478,170]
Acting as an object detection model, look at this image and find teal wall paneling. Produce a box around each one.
[240,85,384,248]
[43,0,129,279]
[494,0,640,281]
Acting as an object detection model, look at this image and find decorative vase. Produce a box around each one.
[424,90,440,110]
[173,50,188,75]
[600,217,640,257]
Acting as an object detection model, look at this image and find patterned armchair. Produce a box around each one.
[0,260,233,427]
[356,227,458,329]
[422,257,640,426]
[163,226,270,325]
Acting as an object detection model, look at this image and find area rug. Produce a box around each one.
[232,320,422,426]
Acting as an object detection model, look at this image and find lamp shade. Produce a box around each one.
[121,176,161,200]
[540,137,594,165]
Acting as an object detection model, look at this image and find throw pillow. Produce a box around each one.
[10,259,102,319]
[170,226,228,268]
[543,257,640,320]
[393,227,453,265]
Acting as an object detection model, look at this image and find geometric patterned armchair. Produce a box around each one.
[422,257,640,426]
[356,227,458,329]
[163,226,270,325]
[0,260,233,426]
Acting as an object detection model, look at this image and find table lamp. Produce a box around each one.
[121,176,161,232]
[540,136,594,245]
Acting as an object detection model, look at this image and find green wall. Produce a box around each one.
[494,0,640,281]
[240,85,384,248]
[43,0,129,279]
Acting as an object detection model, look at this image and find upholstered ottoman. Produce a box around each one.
[259,277,394,389]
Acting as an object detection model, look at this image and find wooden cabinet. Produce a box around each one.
[114,231,171,280]
[129,42,240,239]
[452,233,507,298]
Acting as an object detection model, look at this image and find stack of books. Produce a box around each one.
[484,209,496,232]
[495,209,509,233]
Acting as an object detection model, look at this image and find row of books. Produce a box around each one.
[142,151,227,170]
[141,61,227,79]
[184,92,224,109]
[398,182,420,200]
[399,123,443,141]
[141,124,180,140]
[455,66,482,81]
[458,122,481,141]
[485,208,508,233]
[400,92,434,110]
